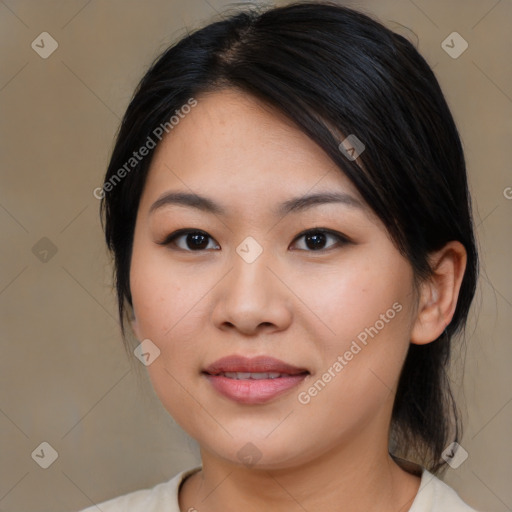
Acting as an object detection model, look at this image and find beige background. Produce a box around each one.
[0,0,510,511]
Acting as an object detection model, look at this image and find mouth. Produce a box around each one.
[210,371,300,379]
[202,355,309,404]
[203,354,308,375]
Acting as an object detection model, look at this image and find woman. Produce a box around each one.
[81,2,480,510]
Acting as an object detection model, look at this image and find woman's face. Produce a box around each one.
[129,88,419,469]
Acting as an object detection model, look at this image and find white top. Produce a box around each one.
[77,465,481,511]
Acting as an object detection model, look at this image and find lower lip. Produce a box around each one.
[204,373,308,404]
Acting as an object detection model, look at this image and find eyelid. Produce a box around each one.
[157,227,352,252]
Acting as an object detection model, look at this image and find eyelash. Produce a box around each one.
[156,227,352,253]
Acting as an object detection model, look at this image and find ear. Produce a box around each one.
[410,241,467,345]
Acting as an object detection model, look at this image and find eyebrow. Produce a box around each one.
[149,190,364,217]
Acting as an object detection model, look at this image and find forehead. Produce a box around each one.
[140,88,365,215]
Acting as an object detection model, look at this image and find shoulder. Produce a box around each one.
[410,469,482,512]
[76,466,202,512]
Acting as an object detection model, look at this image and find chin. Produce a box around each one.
[198,432,317,471]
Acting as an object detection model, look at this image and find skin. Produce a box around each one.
[129,88,467,512]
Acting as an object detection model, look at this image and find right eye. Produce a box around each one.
[157,229,220,251]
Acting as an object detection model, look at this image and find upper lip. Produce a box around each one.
[203,355,309,375]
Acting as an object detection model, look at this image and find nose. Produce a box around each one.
[211,244,293,336]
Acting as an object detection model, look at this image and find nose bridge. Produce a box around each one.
[230,234,272,297]
[212,233,290,333]
[235,234,267,267]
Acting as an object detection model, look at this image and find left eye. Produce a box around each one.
[157,228,350,252]
[291,228,350,251]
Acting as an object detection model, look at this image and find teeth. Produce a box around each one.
[221,372,284,380]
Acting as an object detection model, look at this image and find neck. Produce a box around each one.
[179,426,421,512]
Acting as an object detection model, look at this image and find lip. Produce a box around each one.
[203,355,309,405]
[204,355,308,375]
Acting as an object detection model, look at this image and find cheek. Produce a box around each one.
[129,245,213,403]
[289,250,414,351]
[292,253,415,408]
[129,248,208,429]
[130,243,202,341]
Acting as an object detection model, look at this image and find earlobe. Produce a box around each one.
[410,241,467,345]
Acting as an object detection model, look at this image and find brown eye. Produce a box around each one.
[157,227,350,253]
[157,229,220,251]
[291,228,350,251]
